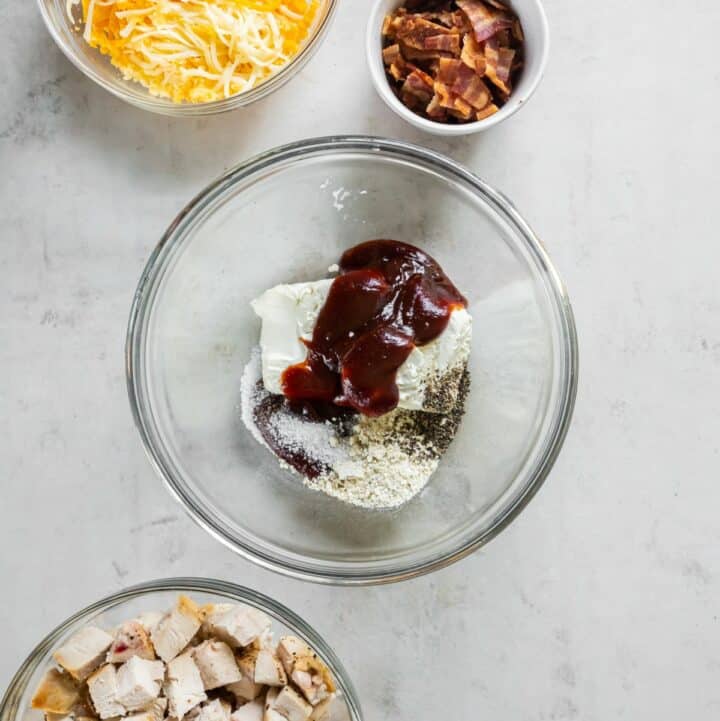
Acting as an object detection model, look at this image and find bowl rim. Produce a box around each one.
[35,0,338,116]
[365,0,550,135]
[0,577,363,721]
[126,135,579,585]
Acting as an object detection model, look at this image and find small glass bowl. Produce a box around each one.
[126,136,578,584]
[0,578,362,721]
[35,0,337,116]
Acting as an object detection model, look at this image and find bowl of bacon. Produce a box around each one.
[366,0,549,134]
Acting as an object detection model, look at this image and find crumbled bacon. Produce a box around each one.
[476,102,499,119]
[381,0,523,124]
[455,0,513,42]
[424,34,461,53]
[484,36,514,94]
[392,15,454,50]
[383,43,402,65]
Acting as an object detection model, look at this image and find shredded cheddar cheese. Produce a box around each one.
[69,0,320,103]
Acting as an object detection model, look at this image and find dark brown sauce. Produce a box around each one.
[281,240,467,417]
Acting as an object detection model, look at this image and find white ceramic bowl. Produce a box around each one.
[366,0,550,135]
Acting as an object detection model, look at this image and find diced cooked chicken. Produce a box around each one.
[152,596,202,662]
[164,652,207,720]
[107,621,156,664]
[273,687,312,721]
[136,612,164,636]
[227,677,263,702]
[31,596,337,721]
[202,605,271,649]
[194,699,231,721]
[308,698,332,721]
[192,640,242,690]
[126,697,167,721]
[254,650,286,687]
[53,627,114,681]
[87,665,125,720]
[276,638,334,706]
[199,603,233,632]
[226,651,264,702]
[31,669,80,714]
[115,656,165,711]
[229,699,264,721]
[263,689,284,721]
[44,713,74,721]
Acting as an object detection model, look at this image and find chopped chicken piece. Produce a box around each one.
[192,640,242,690]
[199,603,233,630]
[45,713,74,721]
[53,627,114,681]
[126,697,167,721]
[254,650,286,687]
[230,699,264,721]
[308,698,332,721]
[273,687,312,721]
[152,596,202,662]
[87,665,125,720]
[195,699,231,721]
[275,638,307,677]
[107,621,156,664]
[202,605,271,649]
[135,612,164,636]
[31,670,79,714]
[115,656,165,711]
[263,690,285,721]
[276,638,334,706]
[227,652,264,702]
[165,652,207,720]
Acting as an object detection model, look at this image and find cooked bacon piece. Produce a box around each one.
[460,33,486,75]
[437,57,491,109]
[476,103,499,119]
[495,47,515,82]
[382,14,394,38]
[402,68,435,107]
[425,93,448,120]
[423,34,461,53]
[449,96,474,120]
[484,37,513,93]
[456,0,513,42]
[392,15,453,50]
[400,42,451,61]
[484,0,510,10]
[512,18,524,42]
[383,43,401,65]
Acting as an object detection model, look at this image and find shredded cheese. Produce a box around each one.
[68,0,320,103]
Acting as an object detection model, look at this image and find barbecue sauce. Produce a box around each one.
[280,240,467,417]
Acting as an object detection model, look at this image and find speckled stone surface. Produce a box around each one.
[2,1,720,719]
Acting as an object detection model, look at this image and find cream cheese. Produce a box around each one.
[251,279,472,412]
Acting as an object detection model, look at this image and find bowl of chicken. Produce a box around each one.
[0,579,362,721]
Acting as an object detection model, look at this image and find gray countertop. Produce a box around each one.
[2,1,719,718]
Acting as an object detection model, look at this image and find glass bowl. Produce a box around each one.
[0,578,361,721]
[36,0,337,116]
[126,136,578,584]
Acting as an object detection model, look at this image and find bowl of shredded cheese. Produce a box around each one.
[37,0,336,114]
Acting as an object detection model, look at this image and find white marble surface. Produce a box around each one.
[1,0,719,718]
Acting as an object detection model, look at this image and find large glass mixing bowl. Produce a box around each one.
[0,579,361,721]
[126,136,578,584]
